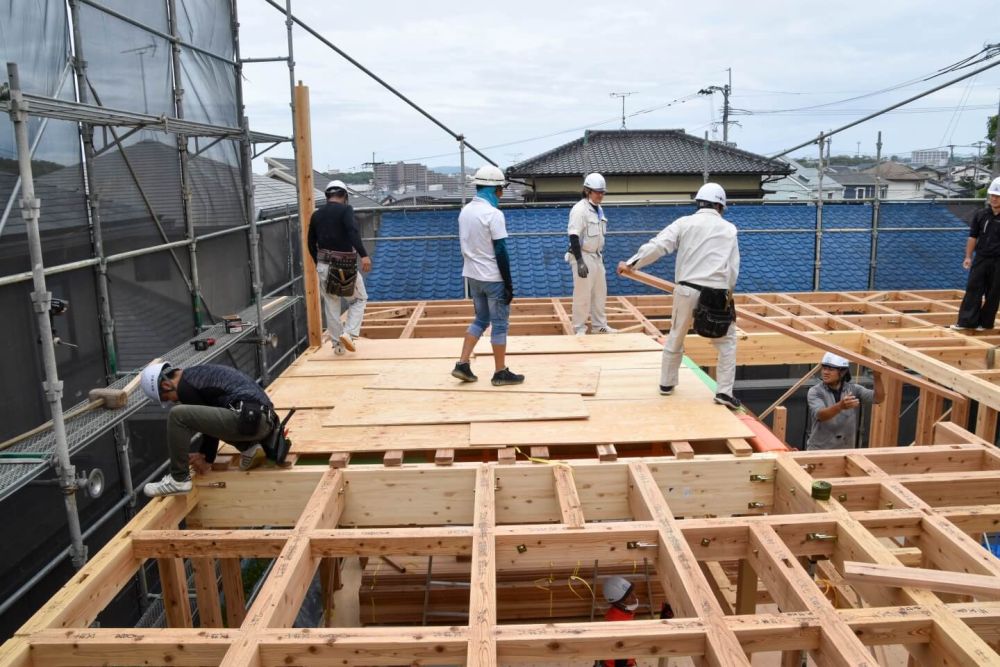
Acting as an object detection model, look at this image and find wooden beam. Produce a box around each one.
[399,302,426,338]
[670,440,694,459]
[596,443,618,461]
[977,405,998,444]
[133,530,290,558]
[434,448,455,466]
[468,465,497,666]
[157,558,192,629]
[294,81,321,348]
[191,557,223,628]
[219,558,245,628]
[552,466,585,528]
[915,388,946,445]
[771,406,788,443]
[870,375,903,447]
[726,438,753,457]
[842,561,1000,599]
[551,298,574,335]
[735,560,758,615]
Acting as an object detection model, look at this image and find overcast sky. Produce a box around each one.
[237,1,1000,174]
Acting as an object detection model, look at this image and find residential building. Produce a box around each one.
[913,165,949,181]
[507,129,791,202]
[835,173,888,200]
[374,162,462,193]
[951,164,992,187]
[861,161,926,200]
[763,159,842,201]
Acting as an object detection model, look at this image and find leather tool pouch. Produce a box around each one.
[319,249,359,297]
[688,285,735,339]
[236,401,265,436]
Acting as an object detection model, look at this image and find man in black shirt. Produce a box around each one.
[307,180,372,353]
[954,178,1000,331]
[139,361,277,496]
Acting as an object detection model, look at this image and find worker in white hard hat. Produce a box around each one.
[617,183,742,409]
[307,180,372,354]
[596,575,639,667]
[452,165,524,386]
[805,352,884,450]
[952,176,1000,331]
[138,361,280,496]
[566,173,617,335]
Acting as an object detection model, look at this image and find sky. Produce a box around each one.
[236,1,1000,174]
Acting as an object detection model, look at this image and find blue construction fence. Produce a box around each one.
[362,200,981,302]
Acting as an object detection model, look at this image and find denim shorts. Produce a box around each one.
[466,278,509,345]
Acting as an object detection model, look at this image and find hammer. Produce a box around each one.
[87,358,156,408]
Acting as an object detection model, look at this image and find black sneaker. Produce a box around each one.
[659,385,674,395]
[491,367,525,386]
[451,361,478,382]
[714,393,742,410]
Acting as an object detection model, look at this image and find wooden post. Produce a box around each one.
[294,81,322,347]
[975,404,998,444]
[157,558,192,628]
[191,557,223,628]
[870,376,902,447]
[915,389,945,445]
[735,560,758,615]
[771,406,788,442]
[219,558,245,628]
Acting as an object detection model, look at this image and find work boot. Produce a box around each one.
[339,333,356,352]
[491,367,525,386]
[713,393,742,410]
[451,361,478,382]
[143,473,192,498]
[239,444,266,472]
[659,385,674,395]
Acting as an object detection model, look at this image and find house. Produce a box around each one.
[507,129,791,202]
[923,179,968,199]
[913,165,949,181]
[861,161,926,200]
[264,156,383,208]
[951,164,992,188]
[763,159,842,201]
[382,183,523,207]
[834,172,888,200]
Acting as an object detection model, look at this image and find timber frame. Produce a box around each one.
[4,290,1000,665]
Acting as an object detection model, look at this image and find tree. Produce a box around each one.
[984,114,997,170]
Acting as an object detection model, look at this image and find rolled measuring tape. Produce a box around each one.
[811,480,832,501]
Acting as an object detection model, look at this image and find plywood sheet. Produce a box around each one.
[267,375,376,409]
[323,390,590,427]
[367,359,600,395]
[590,367,712,401]
[504,351,663,371]
[469,398,753,446]
[286,410,474,452]
[310,337,462,361]
[475,333,661,356]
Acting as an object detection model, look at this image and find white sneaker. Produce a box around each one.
[950,324,970,331]
[143,474,192,497]
[239,444,266,471]
[976,326,987,332]
[339,333,356,352]
[593,325,618,334]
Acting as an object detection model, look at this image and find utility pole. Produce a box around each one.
[699,70,733,143]
[364,151,386,194]
[609,91,636,129]
[993,90,1000,179]
[856,141,861,158]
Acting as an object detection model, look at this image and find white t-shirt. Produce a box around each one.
[459,196,508,282]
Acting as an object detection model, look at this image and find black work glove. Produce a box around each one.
[503,285,514,305]
[577,261,589,278]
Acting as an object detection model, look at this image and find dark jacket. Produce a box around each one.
[176,364,272,410]
[307,201,368,263]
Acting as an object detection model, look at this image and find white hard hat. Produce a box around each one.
[325,179,348,193]
[695,182,727,208]
[140,361,173,407]
[988,177,1000,197]
[821,352,850,369]
[471,165,507,187]
[602,575,633,603]
[583,172,606,192]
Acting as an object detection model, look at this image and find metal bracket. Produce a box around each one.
[806,532,837,542]
[747,501,766,509]
[749,473,772,482]
[626,541,657,550]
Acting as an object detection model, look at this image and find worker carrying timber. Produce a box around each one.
[308,179,372,354]
[139,362,284,496]
[617,183,742,409]
[806,352,884,450]
[596,575,640,667]
[566,172,617,334]
[451,165,524,386]
[952,177,1000,332]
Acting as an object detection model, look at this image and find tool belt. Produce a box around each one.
[231,400,276,436]
[318,248,358,297]
[681,281,735,339]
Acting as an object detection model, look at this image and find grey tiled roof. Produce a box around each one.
[507,129,792,177]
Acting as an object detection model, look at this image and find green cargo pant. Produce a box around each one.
[167,404,272,480]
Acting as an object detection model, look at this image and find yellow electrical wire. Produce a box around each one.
[368,558,382,624]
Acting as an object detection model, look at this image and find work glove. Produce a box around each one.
[577,261,589,278]
[503,285,514,305]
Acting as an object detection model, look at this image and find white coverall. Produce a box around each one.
[316,265,367,342]
[566,198,609,334]
[625,208,740,395]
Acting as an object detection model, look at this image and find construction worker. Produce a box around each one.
[597,575,639,667]
[452,165,524,386]
[953,177,1000,331]
[617,183,742,409]
[806,352,884,450]
[567,173,617,335]
[308,180,372,353]
[139,361,277,496]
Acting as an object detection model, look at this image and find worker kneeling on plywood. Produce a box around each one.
[139,361,284,496]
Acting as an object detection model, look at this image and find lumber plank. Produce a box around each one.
[552,466,585,528]
[434,449,455,466]
[841,561,1000,599]
[323,390,589,427]
[596,444,617,461]
[498,447,516,465]
[382,450,403,467]
[726,438,753,457]
[470,399,753,446]
[670,440,694,459]
[468,466,497,666]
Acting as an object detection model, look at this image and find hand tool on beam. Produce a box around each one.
[618,268,964,404]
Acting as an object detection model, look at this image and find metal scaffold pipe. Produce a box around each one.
[6,63,88,569]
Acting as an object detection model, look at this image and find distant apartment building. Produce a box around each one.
[375,162,461,193]
[910,149,948,167]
